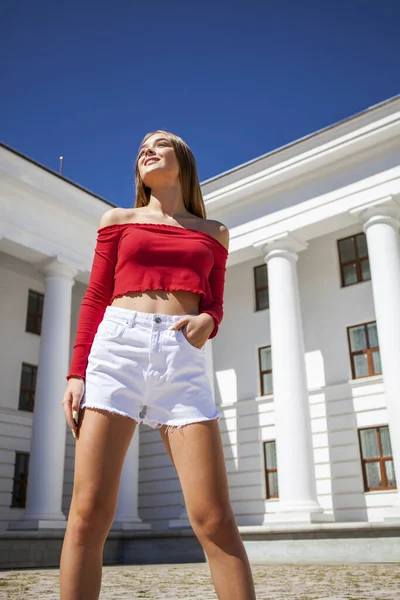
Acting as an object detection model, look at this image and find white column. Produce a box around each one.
[360,202,400,520]
[112,430,150,530]
[11,260,76,529]
[256,234,330,523]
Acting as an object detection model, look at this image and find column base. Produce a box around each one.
[111,519,151,531]
[169,509,191,529]
[264,511,334,525]
[383,502,400,523]
[8,518,67,531]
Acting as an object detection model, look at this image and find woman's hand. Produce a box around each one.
[61,377,85,439]
[169,313,215,349]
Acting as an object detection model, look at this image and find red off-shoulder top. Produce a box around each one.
[67,222,228,380]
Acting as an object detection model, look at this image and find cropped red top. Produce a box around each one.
[67,222,228,380]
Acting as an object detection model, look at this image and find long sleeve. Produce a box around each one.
[199,245,228,339]
[67,226,121,380]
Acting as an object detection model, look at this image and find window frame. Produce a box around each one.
[337,232,370,288]
[254,264,269,311]
[258,345,273,396]
[263,440,279,499]
[347,321,381,380]
[18,363,38,412]
[358,426,397,492]
[25,290,44,335]
[11,452,30,508]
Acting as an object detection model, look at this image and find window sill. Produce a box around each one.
[255,393,274,402]
[347,374,383,386]
[364,489,397,495]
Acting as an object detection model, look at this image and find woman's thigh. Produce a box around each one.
[71,408,137,523]
[159,420,232,526]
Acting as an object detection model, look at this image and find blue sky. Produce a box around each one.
[1,0,399,208]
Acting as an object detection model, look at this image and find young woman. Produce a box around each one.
[59,131,256,600]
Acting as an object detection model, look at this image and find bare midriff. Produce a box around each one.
[111,289,201,316]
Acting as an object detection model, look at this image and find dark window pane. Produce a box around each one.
[339,238,356,262]
[360,429,379,458]
[356,234,368,258]
[12,482,23,506]
[380,427,392,457]
[365,462,383,488]
[12,453,29,508]
[262,373,273,395]
[268,472,279,497]
[265,442,277,469]
[26,314,37,333]
[260,347,272,371]
[372,351,382,375]
[16,454,27,475]
[18,391,31,412]
[255,265,268,287]
[257,289,269,310]
[361,259,371,281]
[349,326,367,351]
[343,263,358,286]
[21,365,33,388]
[28,291,38,313]
[354,354,369,378]
[38,294,44,312]
[385,461,397,487]
[367,323,378,348]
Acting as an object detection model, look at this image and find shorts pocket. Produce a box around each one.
[95,317,129,341]
[177,328,205,352]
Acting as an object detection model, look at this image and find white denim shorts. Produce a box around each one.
[81,306,221,429]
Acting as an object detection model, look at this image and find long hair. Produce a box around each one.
[134,130,206,219]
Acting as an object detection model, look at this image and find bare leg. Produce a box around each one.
[60,408,136,600]
[160,420,256,600]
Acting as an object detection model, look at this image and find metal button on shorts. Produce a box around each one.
[154,316,162,323]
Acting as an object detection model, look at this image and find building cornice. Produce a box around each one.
[204,104,400,211]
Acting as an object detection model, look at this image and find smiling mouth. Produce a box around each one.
[145,158,160,166]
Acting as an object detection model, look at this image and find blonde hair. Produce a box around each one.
[134,130,206,219]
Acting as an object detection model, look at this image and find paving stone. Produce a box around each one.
[0,563,399,599]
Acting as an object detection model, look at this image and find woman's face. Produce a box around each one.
[137,134,180,187]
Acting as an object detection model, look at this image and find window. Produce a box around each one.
[263,441,279,499]
[348,321,381,379]
[338,232,371,287]
[11,453,30,508]
[18,363,37,412]
[258,346,273,395]
[359,427,397,492]
[254,264,269,311]
[25,290,44,335]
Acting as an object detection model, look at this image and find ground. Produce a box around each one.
[0,563,399,599]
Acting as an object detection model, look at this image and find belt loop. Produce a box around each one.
[129,311,136,327]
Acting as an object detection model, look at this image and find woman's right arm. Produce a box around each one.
[67,209,125,380]
[62,209,124,435]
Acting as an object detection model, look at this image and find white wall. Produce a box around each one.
[0,226,396,530]
[205,224,395,526]
[0,254,43,529]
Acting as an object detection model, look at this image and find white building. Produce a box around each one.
[1,95,400,567]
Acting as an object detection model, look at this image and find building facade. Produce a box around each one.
[1,96,400,562]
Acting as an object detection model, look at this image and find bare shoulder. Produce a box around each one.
[99,207,131,229]
[204,219,230,250]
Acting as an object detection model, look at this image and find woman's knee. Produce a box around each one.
[190,506,236,542]
[68,490,116,542]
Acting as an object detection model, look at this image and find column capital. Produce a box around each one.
[350,195,400,230]
[253,232,308,262]
[41,258,77,281]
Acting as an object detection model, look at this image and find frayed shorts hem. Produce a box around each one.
[82,404,221,430]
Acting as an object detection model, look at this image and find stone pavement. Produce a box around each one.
[0,563,399,599]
